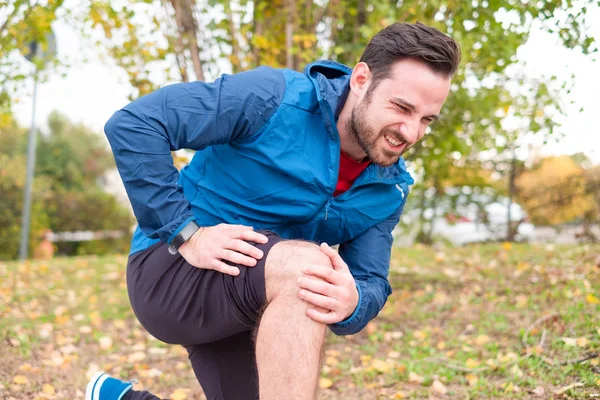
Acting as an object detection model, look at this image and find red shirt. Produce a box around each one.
[334,151,371,197]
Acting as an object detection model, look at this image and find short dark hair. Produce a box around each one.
[359,22,461,94]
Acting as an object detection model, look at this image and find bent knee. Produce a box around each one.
[265,240,333,301]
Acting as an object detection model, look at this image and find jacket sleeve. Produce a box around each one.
[329,199,407,336]
[104,67,285,243]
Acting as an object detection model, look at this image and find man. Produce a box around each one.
[86,22,460,400]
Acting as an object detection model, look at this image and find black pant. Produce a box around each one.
[123,231,282,400]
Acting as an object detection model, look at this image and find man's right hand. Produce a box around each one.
[178,224,269,276]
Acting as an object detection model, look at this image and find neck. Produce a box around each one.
[336,102,368,162]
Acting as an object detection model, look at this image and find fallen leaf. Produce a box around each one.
[465,374,478,386]
[586,294,600,304]
[391,391,406,399]
[128,351,147,363]
[510,365,523,378]
[408,371,425,384]
[465,358,480,369]
[319,378,333,389]
[576,337,588,347]
[170,389,188,400]
[561,337,577,347]
[42,384,55,394]
[554,382,584,395]
[475,335,490,345]
[13,375,28,385]
[99,336,113,350]
[325,356,338,366]
[431,380,447,395]
[371,359,391,373]
[532,386,545,396]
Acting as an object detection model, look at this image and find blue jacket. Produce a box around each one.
[104,61,414,335]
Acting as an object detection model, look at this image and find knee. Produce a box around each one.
[265,241,333,302]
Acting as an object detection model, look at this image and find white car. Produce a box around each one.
[394,198,535,246]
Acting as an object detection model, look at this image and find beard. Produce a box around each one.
[346,98,406,167]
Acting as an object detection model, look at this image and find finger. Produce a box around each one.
[319,243,348,271]
[303,264,337,284]
[236,229,269,244]
[298,288,337,310]
[305,308,340,324]
[297,277,339,298]
[220,249,258,267]
[226,239,264,259]
[209,260,240,276]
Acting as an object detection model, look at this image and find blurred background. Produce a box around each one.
[1,0,599,260]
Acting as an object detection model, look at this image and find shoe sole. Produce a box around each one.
[85,371,106,400]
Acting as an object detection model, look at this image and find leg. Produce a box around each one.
[256,241,332,400]
[185,331,259,400]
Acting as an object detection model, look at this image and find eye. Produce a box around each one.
[422,118,434,125]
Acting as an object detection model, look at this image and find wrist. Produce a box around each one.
[168,220,201,255]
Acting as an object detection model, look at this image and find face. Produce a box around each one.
[346,58,451,167]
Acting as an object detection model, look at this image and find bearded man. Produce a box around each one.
[88,22,461,400]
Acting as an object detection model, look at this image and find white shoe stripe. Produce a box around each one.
[93,374,110,400]
[85,372,105,400]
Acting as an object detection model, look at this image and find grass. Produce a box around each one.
[0,242,598,399]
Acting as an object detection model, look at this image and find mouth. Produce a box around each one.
[383,133,406,151]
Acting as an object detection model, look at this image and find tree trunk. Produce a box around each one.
[226,1,243,73]
[285,0,296,69]
[507,149,516,241]
[170,0,204,81]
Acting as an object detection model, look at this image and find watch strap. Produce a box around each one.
[168,220,200,255]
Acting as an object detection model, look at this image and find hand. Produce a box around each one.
[297,243,359,324]
[178,223,268,276]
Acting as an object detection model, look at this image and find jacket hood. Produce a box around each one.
[303,61,414,184]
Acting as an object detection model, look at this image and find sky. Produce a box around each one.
[12,7,600,164]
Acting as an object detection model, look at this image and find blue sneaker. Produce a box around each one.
[85,371,135,400]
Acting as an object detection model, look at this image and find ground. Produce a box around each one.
[0,243,598,399]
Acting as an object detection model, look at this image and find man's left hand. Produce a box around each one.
[297,243,359,324]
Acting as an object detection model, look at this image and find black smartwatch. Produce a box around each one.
[168,220,200,255]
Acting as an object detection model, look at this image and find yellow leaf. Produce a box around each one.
[576,337,588,347]
[170,389,188,400]
[408,371,425,384]
[466,374,478,386]
[13,375,28,384]
[465,358,480,368]
[18,363,33,371]
[392,391,406,398]
[475,335,490,345]
[319,377,333,389]
[99,336,113,350]
[502,242,512,251]
[431,380,447,394]
[325,356,338,366]
[42,384,55,394]
[371,359,391,373]
[586,294,600,304]
[504,382,515,393]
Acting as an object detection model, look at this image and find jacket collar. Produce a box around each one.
[304,61,414,185]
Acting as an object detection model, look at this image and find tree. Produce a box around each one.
[0,0,63,128]
[515,156,597,226]
[0,112,134,259]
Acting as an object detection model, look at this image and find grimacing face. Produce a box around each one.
[346,58,451,167]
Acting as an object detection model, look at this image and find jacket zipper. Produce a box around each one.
[324,198,332,220]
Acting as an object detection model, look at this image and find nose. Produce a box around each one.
[399,121,419,144]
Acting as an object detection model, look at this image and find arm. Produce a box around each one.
[104,67,285,243]
[329,200,407,336]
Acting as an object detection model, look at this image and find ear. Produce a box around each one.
[349,62,372,97]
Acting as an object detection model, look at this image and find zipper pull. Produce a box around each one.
[324,198,332,220]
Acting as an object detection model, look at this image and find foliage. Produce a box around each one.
[0,0,64,127]
[516,155,598,226]
[1,243,599,398]
[78,0,598,243]
[0,153,50,260]
[0,113,133,259]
